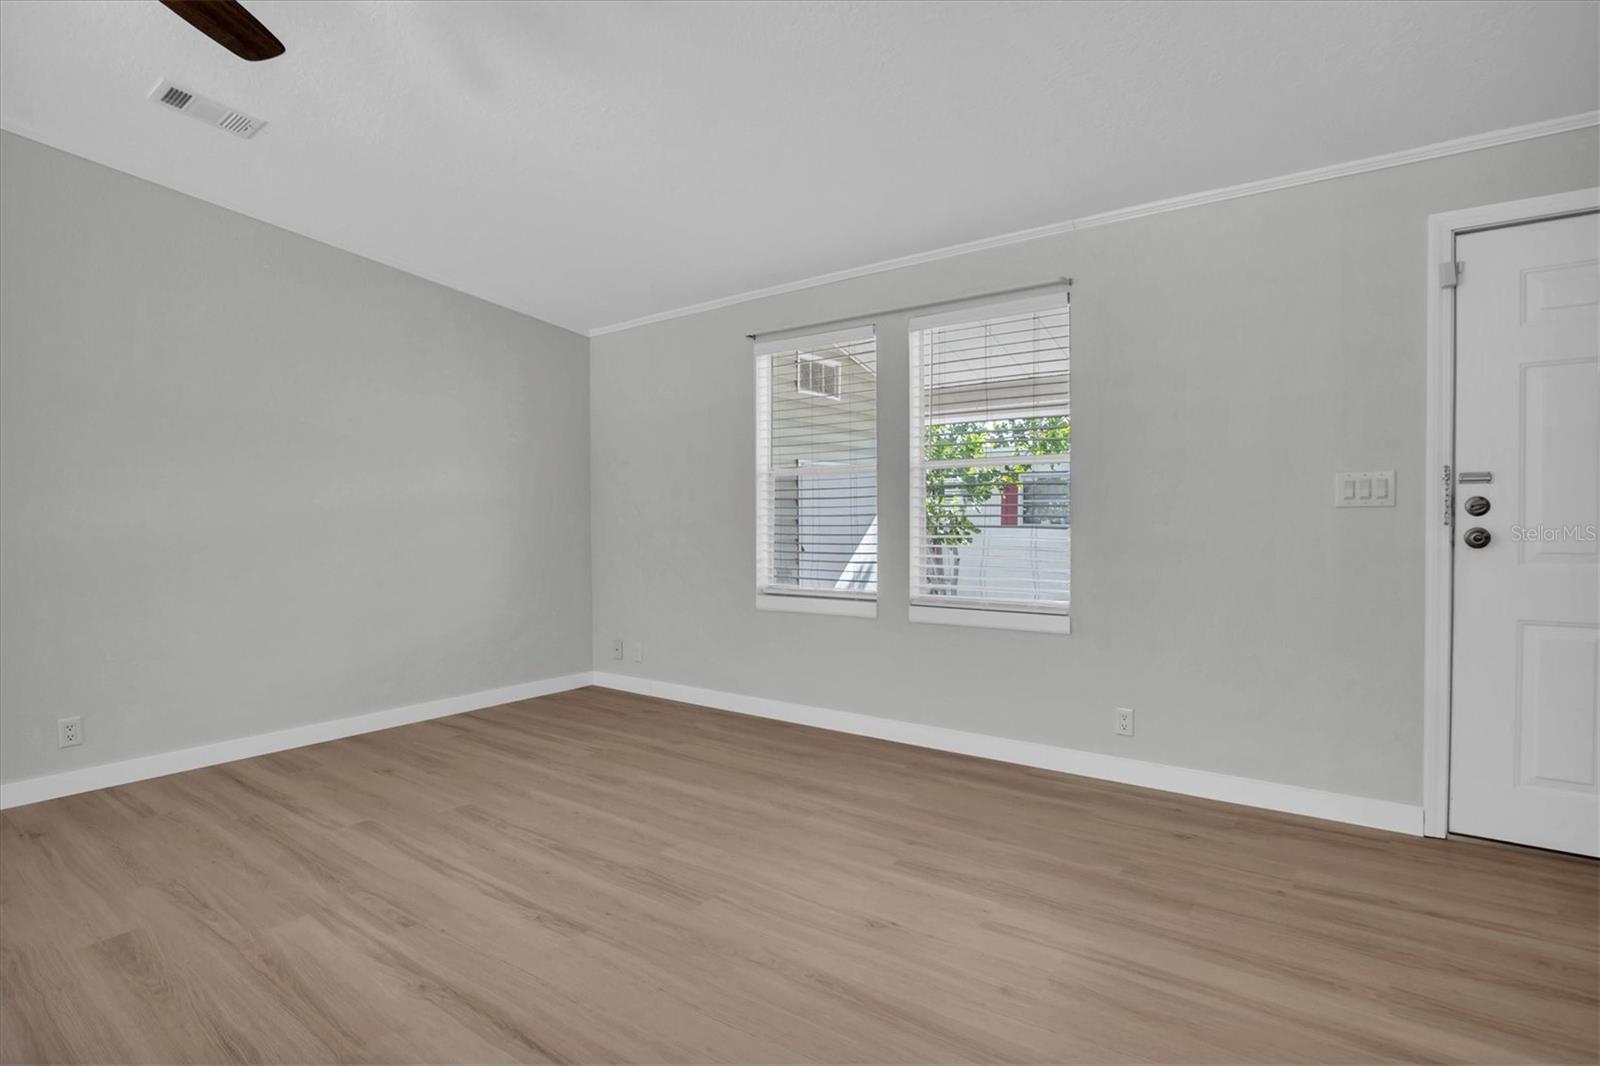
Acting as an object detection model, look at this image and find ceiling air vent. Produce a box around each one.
[147,79,266,140]
[217,111,259,137]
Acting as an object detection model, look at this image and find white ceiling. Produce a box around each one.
[2,1,1595,335]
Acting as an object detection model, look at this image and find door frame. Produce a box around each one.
[1422,187,1600,838]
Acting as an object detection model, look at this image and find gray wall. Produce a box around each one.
[0,132,592,784]
[590,128,1599,806]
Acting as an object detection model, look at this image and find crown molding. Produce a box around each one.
[588,110,1600,338]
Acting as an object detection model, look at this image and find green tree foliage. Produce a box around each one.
[923,416,1069,594]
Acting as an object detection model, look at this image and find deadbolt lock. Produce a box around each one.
[1464,496,1490,517]
[1463,527,1492,549]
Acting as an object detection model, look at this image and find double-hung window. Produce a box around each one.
[908,294,1070,632]
[755,326,878,616]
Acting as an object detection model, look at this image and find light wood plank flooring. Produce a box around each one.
[2,686,1595,1063]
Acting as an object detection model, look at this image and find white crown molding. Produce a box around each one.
[588,111,1600,338]
[591,672,1424,836]
[0,672,592,809]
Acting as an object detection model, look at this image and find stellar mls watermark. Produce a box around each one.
[1509,524,1599,542]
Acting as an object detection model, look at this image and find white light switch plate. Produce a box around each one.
[1335,470,1395,508]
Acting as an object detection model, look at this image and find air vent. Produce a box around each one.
[797,354,843,400]
[147,79,266,140]
[217,112,259,137]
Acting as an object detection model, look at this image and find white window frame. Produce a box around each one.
[907,292,1071,634]
[755,325,878,618]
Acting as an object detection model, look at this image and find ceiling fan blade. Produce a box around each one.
[157,0,285,62]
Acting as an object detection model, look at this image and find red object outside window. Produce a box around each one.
[1000,482,1020,526]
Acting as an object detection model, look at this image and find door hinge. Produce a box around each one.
[1441,464,1453,526]
[1439,260,1463,289]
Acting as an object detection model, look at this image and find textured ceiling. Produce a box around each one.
[1,1,1595,334]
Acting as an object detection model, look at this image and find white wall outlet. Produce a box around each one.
[611,637,624,661]
[1334,470,1395,507]
[58,716,83,748]
[1115,707,1135,737]
[629,640,643,663]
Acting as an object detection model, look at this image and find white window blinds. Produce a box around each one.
[755,326,878,600]
[909,293,1070,613]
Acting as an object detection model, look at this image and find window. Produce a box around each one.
[908,293,1070,630]
[1021,473,1070,526]
[755,326,877,614]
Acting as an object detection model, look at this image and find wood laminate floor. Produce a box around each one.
[1,686,1595,1064]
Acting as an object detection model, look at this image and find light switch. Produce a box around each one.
[1335,471,1396,508]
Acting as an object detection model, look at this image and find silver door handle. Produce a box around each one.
[1457,471,1493,484]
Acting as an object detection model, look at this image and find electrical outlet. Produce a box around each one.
[1115,707,1134,737]
[629,640,643,663]
[611,637,624,661]
[58,716,82,748]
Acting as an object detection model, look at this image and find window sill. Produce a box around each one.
[908,604,1070,634]
[756,593,878,618]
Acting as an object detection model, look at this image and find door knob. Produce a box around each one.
[1463,527,1492,549]
[1464,496,1491,517]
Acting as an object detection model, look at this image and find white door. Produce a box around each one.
[1449,211,1599,857]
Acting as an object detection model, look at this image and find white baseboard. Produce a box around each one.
[3,669,1425,837]
[0,672,593,810]
[591,671,1424,836]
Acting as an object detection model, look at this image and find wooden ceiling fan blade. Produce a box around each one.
[157,0,285,62]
